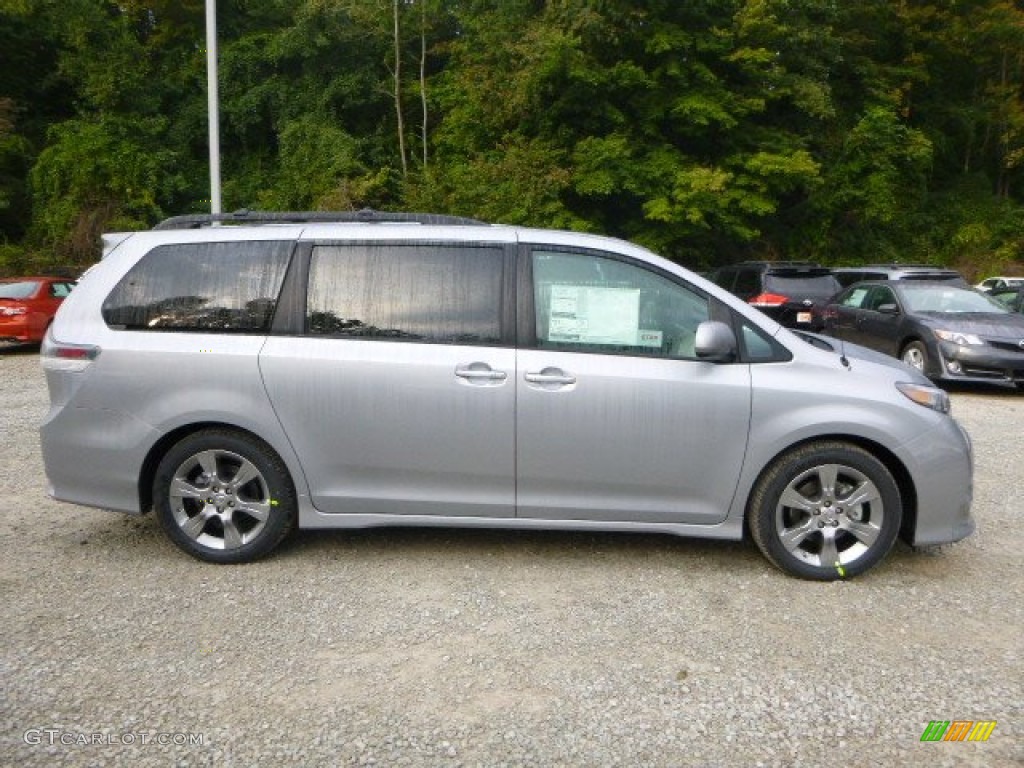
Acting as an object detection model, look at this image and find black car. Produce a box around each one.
[709,262,840,329]
[991,286,1024,314]
[822,281,1024,388]
[831,264,966,289]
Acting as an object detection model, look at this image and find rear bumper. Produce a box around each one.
[41,404,158,514]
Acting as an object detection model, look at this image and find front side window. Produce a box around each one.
[532,250,709,359]
[840,287,869,309]
[102,241,293,332]
[307,244,503,344]
[865,285,897,311]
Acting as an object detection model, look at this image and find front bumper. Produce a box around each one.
[900,418,975,547]
[934,340,1024,386]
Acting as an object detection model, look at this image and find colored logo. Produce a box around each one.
[920,720,996,742]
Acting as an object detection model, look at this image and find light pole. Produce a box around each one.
[206,0,222,214]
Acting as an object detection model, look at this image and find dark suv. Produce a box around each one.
[709,262,840,329]
[831,264,966,289]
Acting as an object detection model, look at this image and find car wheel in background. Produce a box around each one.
[153,429,296,563]
[748,441,901,580]
[900,341,929,373]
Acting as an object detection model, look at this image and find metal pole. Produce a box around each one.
[205,0,222,214]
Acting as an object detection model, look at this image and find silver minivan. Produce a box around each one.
[40,211,974,579]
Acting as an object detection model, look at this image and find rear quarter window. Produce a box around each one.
[102,241,293,332]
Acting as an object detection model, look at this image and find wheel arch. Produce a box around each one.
[138,422,295,514]
[744,433,918,544]
[898,335,926,355]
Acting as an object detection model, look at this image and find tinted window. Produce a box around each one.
[733,269,760,296]
[307,244,502,344]
[532,249,709,359]
[102,241,292,332]
[763,273,840,298]
[711,268,736,290]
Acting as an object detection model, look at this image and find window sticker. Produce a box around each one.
[637,329,663,348]
[547,284,641,345]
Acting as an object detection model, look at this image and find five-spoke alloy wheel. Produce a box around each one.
[153,430,296,563]
[749,441,901,580]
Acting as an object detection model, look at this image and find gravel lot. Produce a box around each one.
[1,345,1021,767]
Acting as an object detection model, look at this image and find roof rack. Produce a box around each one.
[153,208,487,230]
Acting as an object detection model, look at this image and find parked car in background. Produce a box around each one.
[832,264,966,289]
[0,277,76,345]
[822,280,1024,389]
[990,286,1024,314]
[39,210,975,581]
[975,276,1024,292]
[709,261,840,329]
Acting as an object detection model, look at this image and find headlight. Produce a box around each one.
[934,329,983,345]
[896,382,951,414]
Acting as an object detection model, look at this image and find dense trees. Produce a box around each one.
[0,0,1021,275]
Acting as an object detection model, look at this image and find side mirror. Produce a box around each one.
[877,303,899,315]
[695,320,737,362]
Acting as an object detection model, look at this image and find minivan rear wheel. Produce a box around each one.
[749,442,901,580]
[153,430,296,563]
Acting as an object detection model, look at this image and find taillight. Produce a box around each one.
[41,331,100,372]
[749,293,789,308]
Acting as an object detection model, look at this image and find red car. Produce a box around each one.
[0,277,76,344]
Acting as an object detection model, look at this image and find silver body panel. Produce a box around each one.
[41,223,974,551]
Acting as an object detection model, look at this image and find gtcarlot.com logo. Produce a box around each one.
[24,729,204,747]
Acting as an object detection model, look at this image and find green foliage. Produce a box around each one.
[0,0,1020,271]
[30,117,186,263]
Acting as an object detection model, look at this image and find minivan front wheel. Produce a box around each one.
[153,430,296,563]
[749,442,901,580]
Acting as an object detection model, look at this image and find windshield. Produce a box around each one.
[900,285,1009,314]
[0,280,40,299]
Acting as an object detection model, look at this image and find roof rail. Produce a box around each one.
[153,208,487,230]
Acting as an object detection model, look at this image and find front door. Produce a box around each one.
[515,248,752,525]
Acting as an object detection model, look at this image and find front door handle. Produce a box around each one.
[524,369,577,386]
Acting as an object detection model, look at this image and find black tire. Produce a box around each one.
[900,341,929,374]
[153,429,296,563]
[748,441,901,580]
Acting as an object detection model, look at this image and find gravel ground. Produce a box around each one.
[1,345,1021,767]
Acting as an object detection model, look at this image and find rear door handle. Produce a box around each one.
[455,364,507,382]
